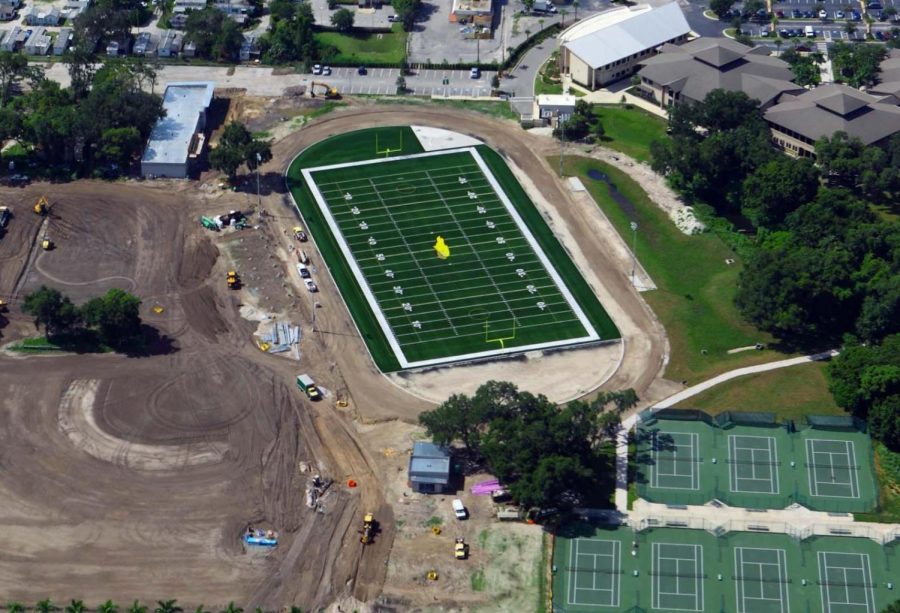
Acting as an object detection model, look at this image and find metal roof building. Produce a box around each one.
[408,441,451,494]
[141,81,214,179]
[559,3,691,90]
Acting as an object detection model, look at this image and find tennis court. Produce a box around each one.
[806,439,860,499]
[652,542,705,611]
[650,431,700,491]
[566,538,622,608]
[734,547,790,613]
[817,551,877,613]
[552,526,897,612]
[635,414,877,512]
[729,435,780,495]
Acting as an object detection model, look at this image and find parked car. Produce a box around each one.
[868,1,883,9]
[357,65,367,75]
[312,64,322,75]
[835,10,845,19]
[791,9,802,18]
[304,278,318,293]
[470,66,480,79]
[452,499,468,520]
[819,9,828,18]
[322,66,332,75]
[851,10,861,20]
[388,13,399,21]
[776,10,784,18]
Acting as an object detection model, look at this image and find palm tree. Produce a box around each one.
[98,601,118,613]
[127,602,147,613]
[573,0,580,20]
[220,604,243,613]
[36,600,57,613]
[154,601,182,613]
[65,601,85,613]
[7,602,26,613]
[559,8,569,26]
[539,17,545,31]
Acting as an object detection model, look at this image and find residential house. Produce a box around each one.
[765,83,900,157]
[558,3,691,90]
[63,0,91,20]
[1,25,22,51]
[23,26,51,55]
[637,37,803,109]
[23,5,61,26]
[182,39,197,57]
[106,37,132,56]
[239,33,258,61]
[133,31,154,55]
[212,0,251,24]
[54,27,72,55]
[171,0,206,28]
[407,441,452,494]
[157,29,182,57]
[0,2,16,21]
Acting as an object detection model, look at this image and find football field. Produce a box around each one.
[301,147,605,368]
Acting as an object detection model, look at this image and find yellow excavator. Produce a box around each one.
[360,513,375,544]
[310,82,340,99]
[33,196,49,216]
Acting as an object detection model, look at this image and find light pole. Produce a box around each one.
[255,151,262,218]
[558,114,566,177]
[630,221,638,287]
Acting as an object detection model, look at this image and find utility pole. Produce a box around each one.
[630,221,638,287]
[255,151,262,219]
[558,115,565,177]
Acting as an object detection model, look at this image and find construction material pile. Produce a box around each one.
[256,320,301,354]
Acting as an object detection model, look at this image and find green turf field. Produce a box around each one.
[287,127,618,370]
[633,415,878,512]
[553,525,898,612]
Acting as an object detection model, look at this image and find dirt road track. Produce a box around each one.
[0,181,389,609]
[270,106,673,422]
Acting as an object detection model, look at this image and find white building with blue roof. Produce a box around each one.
[141,81,215,179]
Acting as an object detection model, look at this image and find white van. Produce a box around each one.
[805,25,815,37]
[452,499,468,520]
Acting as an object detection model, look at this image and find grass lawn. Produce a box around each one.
[592,104,667,163]
[674,361,842,422]
[560,155,785,384]
[315,26,407,64]
[534,77,562,96]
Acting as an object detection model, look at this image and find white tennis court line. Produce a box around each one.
[734,547,790,613]
[817,551,876,613]
[728,435,779,494]
[806,439,860,499]
[301,147,602,369]
[567,538,621,607]
[651,431,700,491]
[652,542,704,611]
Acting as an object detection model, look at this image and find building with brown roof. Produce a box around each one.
[764,83,900,157]
[637,37,803,109]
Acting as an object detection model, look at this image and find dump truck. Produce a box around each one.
[296,374,321,400]
[34,196,49,215]
[360,513,375,544]
[454,538,469,560]
[226,270,240,290]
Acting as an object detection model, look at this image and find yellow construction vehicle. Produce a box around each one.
[34,196,49,216]
[310,82,340,99]
[360,513,375,544]
[454,537,469,560]
[41,236,54,250]
[226,270,240,290]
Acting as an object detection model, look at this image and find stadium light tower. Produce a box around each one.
[630,221,638,287]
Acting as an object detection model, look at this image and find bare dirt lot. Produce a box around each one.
[0,99,672,611]
[0,182,390,610]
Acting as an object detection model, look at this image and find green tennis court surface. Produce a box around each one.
[553,525,898,612]
[287,127,618,371]
[634,416,877,512]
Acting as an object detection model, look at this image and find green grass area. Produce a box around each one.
[560,156,781,383]
[288,128,618,371]
[315,26,407,64]
[592,104,667,163]
[470,567,486,591]
[8,336,64,352]
[424,516,443,527]
[366,96,520,121]
[534,78,563,96]
[8,333,112,354]
[856,443,900,523]
[675,361,843,422]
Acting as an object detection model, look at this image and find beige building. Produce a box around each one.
[638,38,802,109]
[533,94,577,126]
[765,84,900,158]
[558,3,690,91]
[450,0,492,27]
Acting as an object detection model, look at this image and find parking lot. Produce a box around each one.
[306,66,496,96]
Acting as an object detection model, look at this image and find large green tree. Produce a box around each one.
[709,0,735,18]
[391,0,422,31]
[210,121,273,179]
[419,382,638,509]
[22,287,80,339]
[185,8,243,61]
[330,7,355,31]
[741,157,820,229]
[80,288,143,347]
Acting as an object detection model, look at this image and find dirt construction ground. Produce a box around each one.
[0,101,672,610]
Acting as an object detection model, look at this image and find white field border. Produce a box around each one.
[301,147,601,369]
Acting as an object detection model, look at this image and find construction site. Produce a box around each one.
[0,95,670,610]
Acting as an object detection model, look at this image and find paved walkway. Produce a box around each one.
[613,350,838,512]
